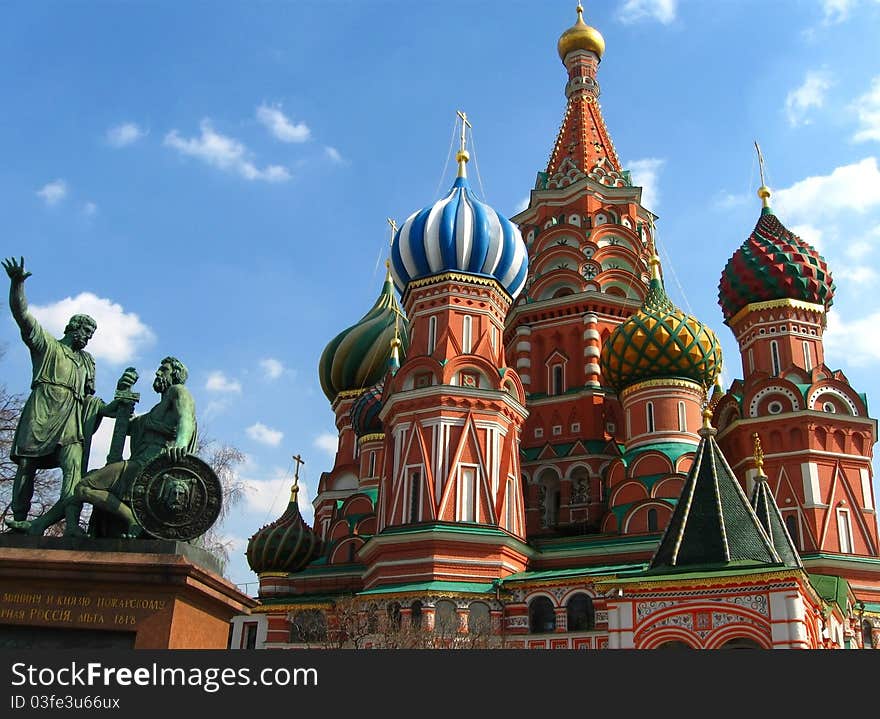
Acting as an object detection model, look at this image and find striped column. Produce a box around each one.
[515,326,532,391]
[583,313,601,387]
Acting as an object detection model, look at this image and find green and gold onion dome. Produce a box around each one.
[246,483,322,574]
[718,188,835,323]
[318,268,409,403]
[558,3,605,61]
[601,257,722,393]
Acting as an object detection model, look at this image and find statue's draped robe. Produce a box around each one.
[11,323,102,469]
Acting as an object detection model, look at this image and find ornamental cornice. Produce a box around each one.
[728,298,825,328]
[620,377,703,399]
[597,569,802,592]
[358,432,385,445]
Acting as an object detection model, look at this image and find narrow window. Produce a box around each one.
[368,451,376,477]
[459,467,476,522]
[770,340,781,376]
[462,315,473,354]
[677,401,686,432]
[626,408,631,438]
[411,601,423,629]
[646,402,655,433]
[647,508,658,531]
[785,514,800,550]
[838,509,853,553]
[803,341,812,371]
[506,476,516,531]
[552,365,564,395]
[427,315,437,354]
[490,325,497,352]
[243,622,258,649]
[748,348,755,373]
[409,470,421,522]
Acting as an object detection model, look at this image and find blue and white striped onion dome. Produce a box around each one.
[390,176,529,300]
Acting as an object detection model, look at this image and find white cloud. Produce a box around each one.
[824,310,880,365]
[713,190,748,210]
[256,103,311,143]
[30,292,155,365]
[785,70,833,127]
[852,76,880,143]
[36,179,67,205]
[774,157,880,220]
[617,0,677,24]
[246,422,284,447]
[259,357,284,380]
[106,122,145,148]
[82,202,98,216]
[324,146,343,164]
[205,371,242,393]
[627,157,664,211]
[314,432,337,456]
[822,0,855,24]
[164,119,290,182]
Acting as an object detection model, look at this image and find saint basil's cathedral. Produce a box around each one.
[231,6,880,650]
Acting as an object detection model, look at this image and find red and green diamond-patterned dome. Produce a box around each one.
[718,208,835,322]
[601,272,722,393]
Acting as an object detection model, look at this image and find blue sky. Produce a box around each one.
[2,0,880,591]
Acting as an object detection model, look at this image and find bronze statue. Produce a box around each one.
[21,356,198,539]
[3,257,137,534]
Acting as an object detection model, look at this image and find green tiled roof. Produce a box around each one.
[809,573,851,613]
[358,581,495,596]
[501,563,648,583]
[650,427,782,571]
[605,563,798,585]
[623,441,695,467]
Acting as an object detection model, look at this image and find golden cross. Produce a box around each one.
[456,109,472,155]
[754,140,766,188]
[292,453,305,485]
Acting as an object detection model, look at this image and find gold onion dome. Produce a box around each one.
[600,262,722,393]
[557,4,605,61]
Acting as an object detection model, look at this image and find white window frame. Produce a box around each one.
[837,508,853,553]
[462,315,473,354]
[458,465,478,523]
[646,402,655,433]
[427,315,437,355]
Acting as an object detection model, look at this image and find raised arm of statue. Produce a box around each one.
[165,384,197,461]
[2,256,38,340]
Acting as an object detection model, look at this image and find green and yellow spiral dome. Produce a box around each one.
[601,265,722,392]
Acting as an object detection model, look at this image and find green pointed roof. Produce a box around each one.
[650,418,781,571]
[750,469,803,569]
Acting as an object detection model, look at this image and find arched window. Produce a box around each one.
[410,601,423,629]
[387,602,402,631]
[647,508,658,531]
[427,315,437,354]
[462,315,473,354]
[468,602,491,635]
[770,340,781,376]
[719,638,764,650]
[678,401,686,432]
[656,641,693,649]
[863,620,874,649]
[552,364,564,395]
[566,593,595,631]
[646,402,655,433]
[409,470,421,522]
[368,451,376,477]
[528,596,556,633]
[435,600,457,635]
[803,341,812,371]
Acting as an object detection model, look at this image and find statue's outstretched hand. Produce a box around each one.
[116,367,139,391]
[2,256,32,282]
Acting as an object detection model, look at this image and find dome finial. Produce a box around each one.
[456,109,472,178]
[752,432,767,479]
[755,140,772,210]
[291,453,305,502]
[647,215,662,283]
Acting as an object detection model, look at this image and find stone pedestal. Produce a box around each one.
[0,535,257,649]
